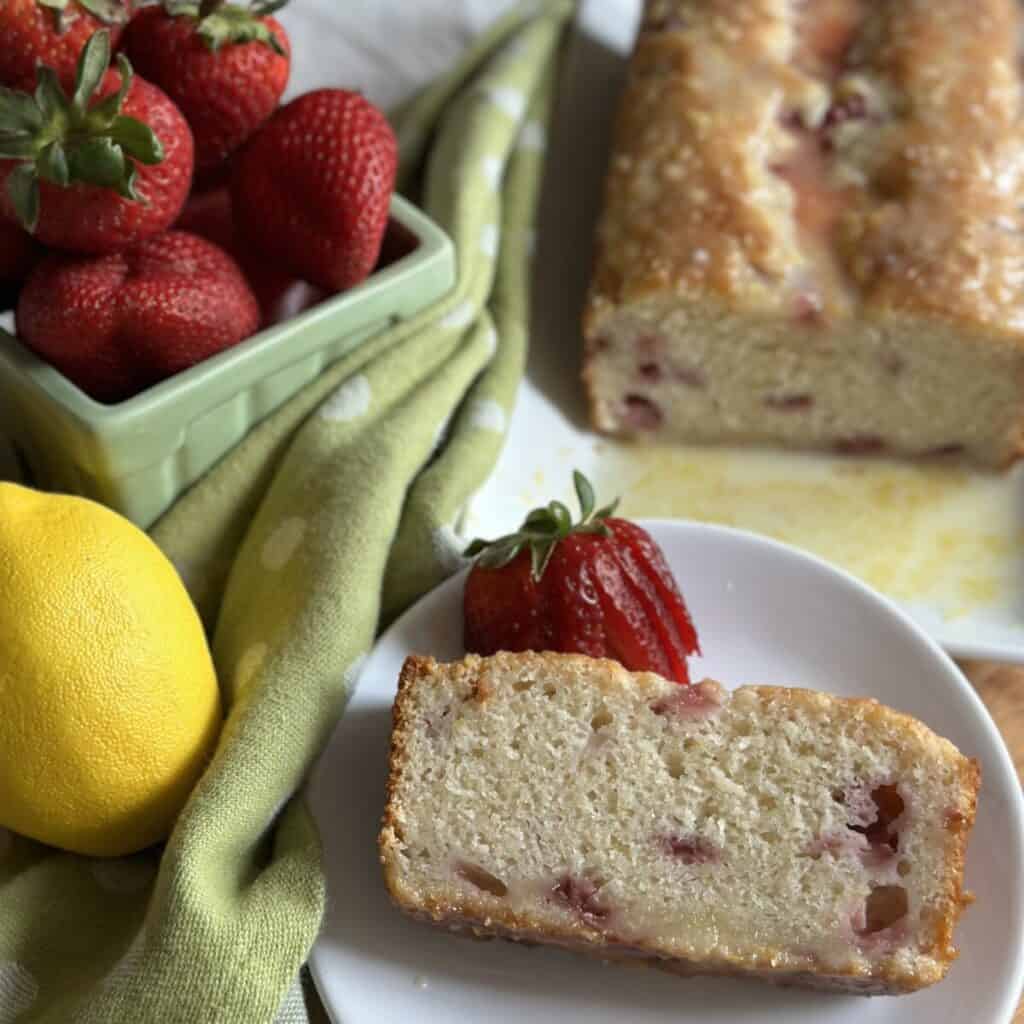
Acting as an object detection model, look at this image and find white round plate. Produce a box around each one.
[308,520,1024,1024]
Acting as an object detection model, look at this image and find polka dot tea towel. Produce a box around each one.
[0,3,572,1022]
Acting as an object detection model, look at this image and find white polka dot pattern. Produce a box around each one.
[320,374,371,423]
[440,300,476,330]
[481,155,503,189]
[518,120,545,151]
[479,223,500,258]
[236,643,269,694]
[482,85,525,120]
[261,518,307,572]
[468,399,507,434]
[482,323,498,357]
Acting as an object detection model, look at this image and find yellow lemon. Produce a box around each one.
[0,483,222,857]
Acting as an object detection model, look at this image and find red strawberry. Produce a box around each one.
[0,0,133,90]
[174,184,235,250]
[17,229,259,402]
[0,31,194,254]
[0,218,40,285]
[175,186,325,326]
[232,89,398,292]
[464,473,701,684]
[0,218,40,308]
[121,1,290,179]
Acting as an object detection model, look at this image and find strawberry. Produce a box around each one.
[0,31,194,253]
[174,184,235,250]
[16,229,259,402]
[231,89,398,292]
[0,218,40,286]
[175,186,325,326]
[121,1,290,179]
[463,473,701,684]
[0,0,133,91]
[0,218,40,308]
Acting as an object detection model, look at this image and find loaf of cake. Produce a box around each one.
[583,0,1024,466]
[380,651,979,995]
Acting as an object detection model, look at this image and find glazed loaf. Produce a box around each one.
[379,652,979,996]
[583,0,1024,465]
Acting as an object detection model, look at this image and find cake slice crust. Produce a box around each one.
[380,652,979,995]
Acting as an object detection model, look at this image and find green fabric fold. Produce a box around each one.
[0,4,572,1021]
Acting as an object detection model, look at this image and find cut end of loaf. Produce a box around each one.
[380,652,979,996]
[582,301,1024,467]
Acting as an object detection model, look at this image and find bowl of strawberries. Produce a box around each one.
[0,1,455,528]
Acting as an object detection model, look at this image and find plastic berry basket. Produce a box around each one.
[0,194,455,528]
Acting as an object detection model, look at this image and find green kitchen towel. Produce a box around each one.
[0,3,572,1021]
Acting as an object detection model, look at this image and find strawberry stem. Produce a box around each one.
[464,471,621,582]
[37,0,132,32]
[164,0,289,54]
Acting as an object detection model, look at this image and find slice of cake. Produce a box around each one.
[582,0,1024,465]
[379,652,979,995]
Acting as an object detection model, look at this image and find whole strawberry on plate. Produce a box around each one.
[121,0,290,179]
[232,89,398,292]
[0,0,133,90]
[17,229,259,402]
[463,472,701,684]
[0,30,193,253]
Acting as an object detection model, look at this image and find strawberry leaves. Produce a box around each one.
[71,25,110,106]
[0,90,44,135]
[78,0,132,21]
[37,0,132,33]
[163,0,289,54]
[5,165,39,230]
[465,471,621,582]
[0,30,165,231]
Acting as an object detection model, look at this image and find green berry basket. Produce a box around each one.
[0,193,455,529]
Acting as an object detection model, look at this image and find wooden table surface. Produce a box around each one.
[304,661,1024,1023]
[963,662,1024,1023]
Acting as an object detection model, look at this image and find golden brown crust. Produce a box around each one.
[380,653,980,996]
[934,755,981,958]
[378,655,432,895]
[585,0,1024,340]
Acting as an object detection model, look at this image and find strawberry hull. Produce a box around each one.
[0,65,195,254]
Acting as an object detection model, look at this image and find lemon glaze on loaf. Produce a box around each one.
[380,652,979,995]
